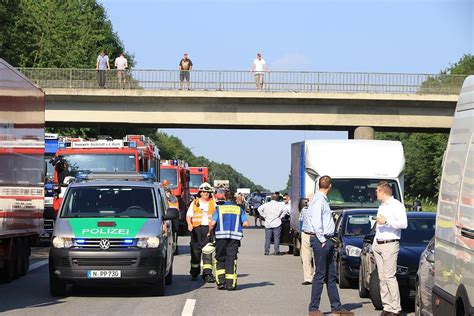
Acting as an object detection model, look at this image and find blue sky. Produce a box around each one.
[100,0,472,191]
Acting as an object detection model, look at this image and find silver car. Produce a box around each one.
[415,237,435,316]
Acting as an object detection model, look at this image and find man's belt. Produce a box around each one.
[376,239,399,244]
[303,232,334,239]
[303,231,315,236]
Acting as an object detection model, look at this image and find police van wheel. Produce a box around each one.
[165,264,173,285]
[49,273,67,297]
[151,275,165,296]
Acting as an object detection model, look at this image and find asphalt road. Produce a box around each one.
[0,224,415,316]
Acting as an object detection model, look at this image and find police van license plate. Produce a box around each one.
[87,270,121,278]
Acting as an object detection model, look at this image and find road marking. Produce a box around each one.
[181,299,196,316]
[29,259,48,271]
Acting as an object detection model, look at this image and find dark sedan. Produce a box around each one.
[333,209,378,288]
[358,212,435,310]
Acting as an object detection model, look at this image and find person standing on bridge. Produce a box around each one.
[252,53,267,91]
[307,176,353,316]
[179,53,193,90]
[209,191,249,290]
[186,182,216,282]
[96,49,110,88]
[114,52,128,89]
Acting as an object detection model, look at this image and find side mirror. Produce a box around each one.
[298,198,308,212]
[426,252,434,263]
[163,207,179,220]
[363,234,375,244]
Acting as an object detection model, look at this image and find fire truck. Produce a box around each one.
[189,167,209,196]
[160,160,190,235]
[50,135,160,226]
[0,58,44,282]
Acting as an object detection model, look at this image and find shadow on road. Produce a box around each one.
[174,245,191,256]
[71,274,205,297]
[0,267,65,313]
[237,281,274,290]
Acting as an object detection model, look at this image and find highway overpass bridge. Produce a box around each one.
[19,68,463,138]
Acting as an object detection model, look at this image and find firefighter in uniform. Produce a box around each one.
[209,191,249,290]
[186,182,216,282]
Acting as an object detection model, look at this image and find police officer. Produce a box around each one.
[186,182,216,282]
[209,191,249,290]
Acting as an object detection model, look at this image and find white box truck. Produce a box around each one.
[432,76,473,316]
[289,139,405,255]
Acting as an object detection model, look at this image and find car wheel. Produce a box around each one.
[165,263,173,285]
[415,280,422,316]
[358,265,369,298]
[369,269,383,310]
[338,259,351,288]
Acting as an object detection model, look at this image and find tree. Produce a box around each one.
[419,54,473,94]
[1,0,135,68]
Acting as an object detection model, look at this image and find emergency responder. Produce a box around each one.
[209,191,249,290]
[162,181,180,255]
[186,182,216,282]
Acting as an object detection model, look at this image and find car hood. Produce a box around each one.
[342,235,364,249]
[397,244,427,268]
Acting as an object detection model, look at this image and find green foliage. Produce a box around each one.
[149,131,267,192]
[0,0,134,68]
[376,132,448,203]
[419,54,473,94]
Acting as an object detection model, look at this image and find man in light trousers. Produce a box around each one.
[373,181,408,316]
[299,194,315,285]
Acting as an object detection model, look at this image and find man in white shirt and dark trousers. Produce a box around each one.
[257,192,286,255]
[306,176,353,316]
[373,181,408,316]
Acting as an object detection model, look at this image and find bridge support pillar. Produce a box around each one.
[350,126,375,140]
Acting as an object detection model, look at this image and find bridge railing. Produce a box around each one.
[18,68,466,94]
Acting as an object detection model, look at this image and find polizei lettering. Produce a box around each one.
[82,228,130,235]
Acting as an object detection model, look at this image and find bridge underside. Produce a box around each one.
[45,89,456,133]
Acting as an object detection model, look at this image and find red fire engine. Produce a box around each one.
[160,160,190,235]
[51,135,160,217]
[189,167,209,196]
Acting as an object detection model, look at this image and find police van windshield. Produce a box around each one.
[328,179,401,209]
[61,186,157,218]
[57,154,136,184]
[189,174,203,188]
[160,169,178,188]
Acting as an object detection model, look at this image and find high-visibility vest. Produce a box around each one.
[215,203,244,240]
[191,198,216,227]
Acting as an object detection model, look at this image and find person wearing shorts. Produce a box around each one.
[179,53,193,90]
[114,53,128,89]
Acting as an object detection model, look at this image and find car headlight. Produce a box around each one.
[396,265,409,275]
[137,237,160,248]
[345,245,362,257]
[52,236,73,249]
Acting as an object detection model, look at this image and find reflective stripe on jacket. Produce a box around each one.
[192,198,216,227]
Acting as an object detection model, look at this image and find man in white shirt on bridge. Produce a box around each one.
[258,192,286,255]
[114,53,128,89]
[252,53,267,91]
[373,181,408,316]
